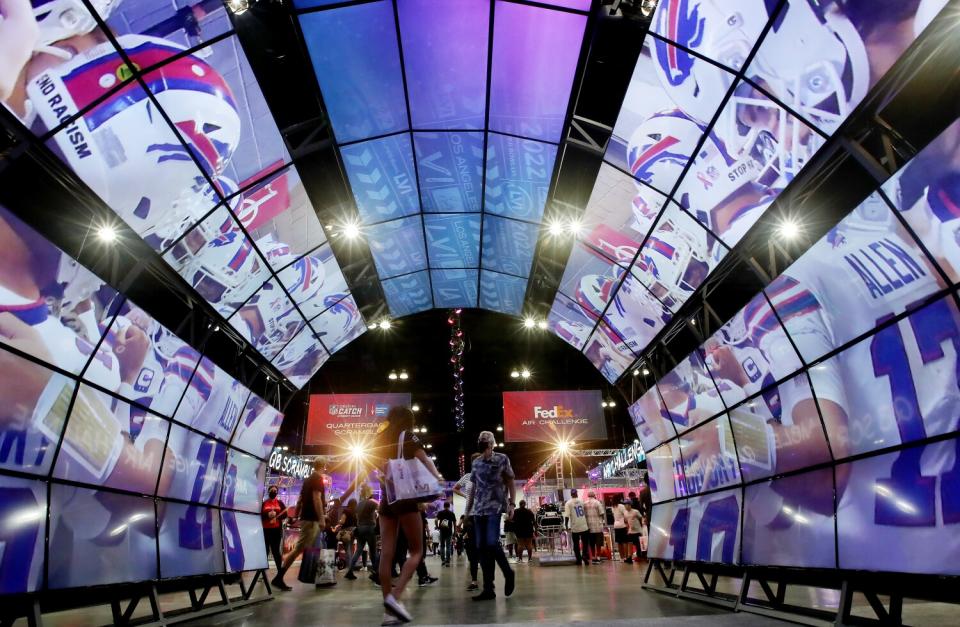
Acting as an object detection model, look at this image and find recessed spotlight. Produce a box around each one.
[343,222,361,239]
[523,317,536,329]
[96,224,117,243]
[777,218,801,240]
[547,219,566,236]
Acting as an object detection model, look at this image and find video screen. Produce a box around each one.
[480,214,539,278]
[172,357,250,438]
[646,439,684,503]
[162,207,271,319]
[683,489,741,565]
[0,346,75,476]
[48,484,157,588]
[365,216,429,279]
[580,163,665,266]
[743,467,836,569]
[381,271,433,318]
[582,322,635,384]
[413,132,485,212]
[228,279,304,362]
[678,414,740,495]
[424,213,482,269]
[90,300,202,418]
[483,133,557,222]
[223,511,268,573]
[310,295,367,354]
[547,291,598,352]
[53,384,169,494]
[158,423,227,505]
[630,203,726,314]
[432,269,479,309]
[221,449,266,514]
[703,292,803,409]
[239,166,328,272]
[629,385,677,453]
[882,119,960,285]
[648,500,686,561]
[341,134,421,224]
[479,270,527,317]
[276,244,351,322]
[271,325,330,390]
[158,500,224,578]
[0,474,47,594]
[233,393,283,461]
[836,436,960,575]
[729,371,832,483]
[656,350,724,434]
[0,205,122,376]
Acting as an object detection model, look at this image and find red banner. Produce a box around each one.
[307,393,411,446]
[503,390,606,443]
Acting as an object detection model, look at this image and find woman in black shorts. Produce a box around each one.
[367,407,443,624]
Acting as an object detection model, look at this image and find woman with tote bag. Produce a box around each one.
[363,406,443,625]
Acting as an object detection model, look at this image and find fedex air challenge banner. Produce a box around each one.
[503,391,606,443]
[307,393,411,445]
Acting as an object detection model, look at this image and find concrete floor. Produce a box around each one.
[186,554,766,627]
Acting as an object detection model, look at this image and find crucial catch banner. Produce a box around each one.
[502,390,606,443]
[307,393,412,445]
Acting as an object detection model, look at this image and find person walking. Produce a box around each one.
[611,494,631,563]
[436,502,457,566]
[465,431,516,602]
[350,406,443,624]
[624,500,644,564]
[272,460,326,591]
[564,489,591,566]
[261,486,287,572]
[503,503,518,562]
[584,491,605,565]
[345,485,378,581]
[512,500,536,563]
[454,452,482,591]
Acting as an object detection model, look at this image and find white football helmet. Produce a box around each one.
[281,254,327,303]
[29,35,241,244]
[626,110,705,193]
[56,254,104,320]
[577,274,617,320]
[177,230,265,306]
[637,218,710,310]
[242,282,303,357]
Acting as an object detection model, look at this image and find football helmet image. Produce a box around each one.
[636,219,711,311]
[29,35,241,243]
[627,110,706,194]
[576,273,622,320]
[177,229,266,307]
[553,319,594,349]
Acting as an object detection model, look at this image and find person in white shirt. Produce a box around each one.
[624,501,644,563]
[564,489,591,566]
[611,495,631,563]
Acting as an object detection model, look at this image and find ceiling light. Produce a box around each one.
[413,427,421,433]
[601,401,608,408]
[547,219,566,236]
[498,442,504,448]
[609,400,616,407]
[496,425,503,432]
[388,371,398,380]
[566,219,583,236]
[431,455,437,461]
[282,446,289,451]
[642,368,650,376]
[378,319,391,330]
[342,221,361,239]
[425,443,433,449]
[420,426,427,433]
[399,371,409,380]
[777,218,801,240]
[96,224,117,243]
[520,369,531,379]
[510,370,520,378]
[213,325,220,332]
[412,404,420,412]
[226,0,249,15]
[523,317,536,329]
[536,320,548,330]
[633,369,640,376]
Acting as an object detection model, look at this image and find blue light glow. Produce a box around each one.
[365,216,429,279]
[424,213,481,269]
[341,134,421,224]
[414,132,484,212]
[480,215,538,277]
[479,270,527,316]
[484,133,557,222]
[432,269,479,308]
[382,271,433,317]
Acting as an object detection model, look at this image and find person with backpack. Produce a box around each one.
[436,502,457,567]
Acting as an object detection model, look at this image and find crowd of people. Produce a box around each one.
[260,408,650,624]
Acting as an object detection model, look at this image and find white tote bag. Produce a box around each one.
[384,431,442,505]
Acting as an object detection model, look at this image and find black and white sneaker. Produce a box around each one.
[381,612,403,626]
[418,576,438,587]
[383,594,412,622]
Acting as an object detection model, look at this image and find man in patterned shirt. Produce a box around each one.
[585,491,606,565]
[465,431,516,601]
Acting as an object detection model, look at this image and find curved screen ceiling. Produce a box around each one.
[3,0,366,389]
[296,0,589,318]
[547,0,947,383]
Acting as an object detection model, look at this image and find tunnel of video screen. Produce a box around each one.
[635,113,960,575]
[0,203,284,594]
[0,0,367,391]
[546,0,951,384]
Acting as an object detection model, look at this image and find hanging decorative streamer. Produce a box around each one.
[448,308,466,433]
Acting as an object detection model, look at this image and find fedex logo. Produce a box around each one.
[534,405,574,419]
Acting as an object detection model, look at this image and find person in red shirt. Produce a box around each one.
[261,486,287,572]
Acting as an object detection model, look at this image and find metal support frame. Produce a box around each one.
[0,570,272,627]
[642,559,958,627]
